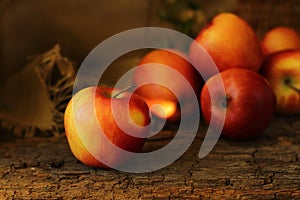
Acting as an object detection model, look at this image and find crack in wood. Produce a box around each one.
[0,116,300,199]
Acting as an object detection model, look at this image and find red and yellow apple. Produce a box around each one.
[64,86,151,168]
[201,68,276,140]
[261,49,300,114]
[261,26,300,55]
[189,12,263,78]
[133,49,202,122]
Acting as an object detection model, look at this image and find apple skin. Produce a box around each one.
[261,49,300,115]
[261,26,300,55]
[201,68,276,140]
[64,86,151,168]
[190,12,263,78]
[133,49,202,122]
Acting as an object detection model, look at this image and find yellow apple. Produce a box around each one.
[64,86,151,168]
[261,49,300,114]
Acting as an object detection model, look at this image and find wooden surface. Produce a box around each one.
[0,116,299,200]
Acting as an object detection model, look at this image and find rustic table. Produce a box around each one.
[0,116,299,199]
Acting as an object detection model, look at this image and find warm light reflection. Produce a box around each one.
[146,99,177,119]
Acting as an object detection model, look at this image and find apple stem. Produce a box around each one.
[112,84,137,98]
[285,79,300,93]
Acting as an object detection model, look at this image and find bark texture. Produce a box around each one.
[0,116,299,200]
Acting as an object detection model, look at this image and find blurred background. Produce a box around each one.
[1,0,299,84]
[0,0,299,137]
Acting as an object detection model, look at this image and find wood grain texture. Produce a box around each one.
[0,116,299,200]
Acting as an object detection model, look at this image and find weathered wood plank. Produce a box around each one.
[0,116,299,199]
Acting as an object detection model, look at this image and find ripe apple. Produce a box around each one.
[261,26,300,55]
[64,86,151,168]
[189,12,263,78]
[261,49,300,114]
[133,49,202,122]
[201,68,276,140]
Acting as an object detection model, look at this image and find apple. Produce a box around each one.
[261,26,300,55]
[201,68,276,140]
[261,49,300,114]
[133,49,202,122]
[64,86,151,168]
[189,12,263,78]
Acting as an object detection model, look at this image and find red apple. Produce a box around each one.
[261,49,300,114]
[261,26,300,55]
[201,68,276,140]
[64,86,151,168]
[190,12,263,78]
[133,49,202,122]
